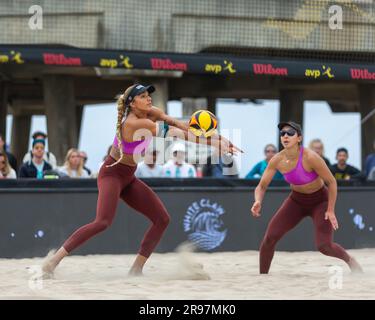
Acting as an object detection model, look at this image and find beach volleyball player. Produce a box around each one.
[251,121,362,274]
[42,84,240,277]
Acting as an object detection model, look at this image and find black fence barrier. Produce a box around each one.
[0,179,374,258]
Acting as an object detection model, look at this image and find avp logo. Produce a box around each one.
[0,51,25,64]
[205,60,236,74]
[305,65,334,79]
[99,55,133,69]
[183,198,227,251]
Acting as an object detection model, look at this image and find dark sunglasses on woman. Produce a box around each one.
[280,129,297,137]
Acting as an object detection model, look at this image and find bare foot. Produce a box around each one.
[128,268,143,277]
[41,261,55,279]
[348,257,363,274]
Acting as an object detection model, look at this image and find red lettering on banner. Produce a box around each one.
[43,53,82,66]
[253,63,288,76]
[350,68,375,80]
[150,58,187,71]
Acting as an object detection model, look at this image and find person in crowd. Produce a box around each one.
[58,148,90,178]
[203,153,240,178]
[0,151,17,179]
[308,138,331,167]
[330,148,362,180]
[135,150,163,178]
[0,133,17,172]
[365,139,375,180]
[221,153,240,178]
[19,139,52,178]
[79,151,92,176]
[162,142,197,178]
[245,144,283,180]
[22,131,57,169]
[202,154,223,178]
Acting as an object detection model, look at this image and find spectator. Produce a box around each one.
[365,139,375,180]
[58,148,89,178]
[368,167,375,181]
[162,142,196,178]
[308,138,331,167]
[79,151,92,176]
[22,131,57,169]
[245,144,283,180]
[0,151,17,179]
[221,153,240,178]
[135,150,163,178]
[330,148,362,180]
[0,133,17,172]
[202,155,224,178]
[19,139,52,178]
[203,153,239,178]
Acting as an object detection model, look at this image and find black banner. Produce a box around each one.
[1,45,375,81]
[0,183,374,258]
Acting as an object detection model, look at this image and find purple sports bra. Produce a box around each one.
[113,135,152,155]
[283,147,319,185]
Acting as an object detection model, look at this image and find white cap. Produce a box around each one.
[171,142,186,153]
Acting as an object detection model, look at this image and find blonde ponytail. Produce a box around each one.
[106,85,135,167]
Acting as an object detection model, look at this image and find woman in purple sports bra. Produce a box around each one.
[251,121,362,274]
[42,83,240,278]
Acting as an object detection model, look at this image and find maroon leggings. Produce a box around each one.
[260,187,350,273]
[63,156,170,258]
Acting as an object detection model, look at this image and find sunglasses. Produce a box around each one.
[280,129,297,137]
[265,149,276,153]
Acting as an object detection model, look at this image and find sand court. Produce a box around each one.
[0,248,374,300]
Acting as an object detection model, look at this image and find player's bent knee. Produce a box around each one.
[94,219,112,232]
[158,212,170,229]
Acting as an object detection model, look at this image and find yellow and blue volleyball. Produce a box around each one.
[189,110,218,137]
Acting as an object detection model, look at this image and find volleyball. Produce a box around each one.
[189,110,218,137]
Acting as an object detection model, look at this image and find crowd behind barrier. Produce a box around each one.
[1,131,374,181]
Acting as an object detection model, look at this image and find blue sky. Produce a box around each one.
[6,100,361,177]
